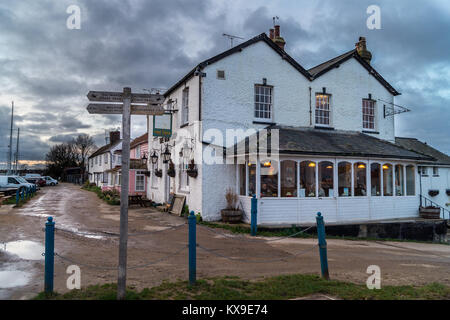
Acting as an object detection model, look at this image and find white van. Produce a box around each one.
[0,175,35,191]
[24,173,42,179]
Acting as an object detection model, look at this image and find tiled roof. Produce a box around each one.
[307,49,400,96]
[395,137,450,165]
[130,132,148,149]
[233,126,433,161]
[88,140,122,159]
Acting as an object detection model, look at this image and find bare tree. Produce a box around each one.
[71,134,96,181]
[45,134,96,181]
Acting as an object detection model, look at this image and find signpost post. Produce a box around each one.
[86,87,163,300]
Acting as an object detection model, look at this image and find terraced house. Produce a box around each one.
[145,26,448,225]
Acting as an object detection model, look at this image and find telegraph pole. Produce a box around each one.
[8,101,14,174]
[14,128,20,174]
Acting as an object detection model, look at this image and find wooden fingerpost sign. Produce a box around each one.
[86,87,164,300]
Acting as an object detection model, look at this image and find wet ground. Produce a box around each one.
[0,183,449,299]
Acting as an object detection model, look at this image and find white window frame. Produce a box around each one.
[362,99,376,130]
[254,85,273,121]
[418,166,428,176]
[181,87,189,126]
[179,162,190,192]
[135,145,141,159]
[315,93,331,127]
[432,167,439,176]
[135,170,145,192]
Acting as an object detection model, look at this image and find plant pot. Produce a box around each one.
[428,189,439,197]
[419,206,441,219]
[155,169,162,178]
[221,209,243,224]
[167,170,176,178]
[187,169,198,178]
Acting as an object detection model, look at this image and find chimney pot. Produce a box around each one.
[269,28,274,39]
[109,131,121,145]
[355,36,372,64]
[274,25,280,37]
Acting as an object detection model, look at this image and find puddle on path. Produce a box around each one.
[0,270,32,288]
[56,224,106,240]
[0,240,44,260]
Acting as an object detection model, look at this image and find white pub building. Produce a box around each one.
[147,26,447,225]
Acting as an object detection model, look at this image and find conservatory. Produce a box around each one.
[233,126,433,225]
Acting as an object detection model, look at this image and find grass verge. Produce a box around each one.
[34,274,450,300]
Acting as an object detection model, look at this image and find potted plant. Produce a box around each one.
[220,188,243,223]
[428,189,439,197]
[154,169,162,177]
[167,160,176,177]
[187,159,198,178]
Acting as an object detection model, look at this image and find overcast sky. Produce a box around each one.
[0,0,449,167]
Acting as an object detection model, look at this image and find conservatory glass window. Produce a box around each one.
[281,160,297,197]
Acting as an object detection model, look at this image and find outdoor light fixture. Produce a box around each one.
[162,146,171,163]
[357,164,366,169]
[326,165,333,169]
[141,152,148,165]
[150,151,158,164]
[308,162,316,167]
[263,161,271,167]
[382,165,389,169]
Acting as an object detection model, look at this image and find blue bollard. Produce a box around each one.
[188,210,196,285]
[316,212,329,280]
[251,195,257,236]
[15,188,20,206]
[21,188,24,201]
[44,216,55,293]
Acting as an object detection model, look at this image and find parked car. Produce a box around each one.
[43,176,58,186]
[25,177,45,188]
[0,175,35,192]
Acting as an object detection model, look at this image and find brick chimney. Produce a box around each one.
[109,131,120,144]
[271,25,286,50]
[269,28,274,40]
[355,36,372,64]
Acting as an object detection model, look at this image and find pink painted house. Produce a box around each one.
[103,133,149,196]
[129,133,149,196]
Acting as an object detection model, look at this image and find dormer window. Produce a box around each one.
[362,99,375,130]
[254,85,273,120]
[315,93,331,126]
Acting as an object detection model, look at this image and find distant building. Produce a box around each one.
[395,137,450,210]
[87,131,122,187]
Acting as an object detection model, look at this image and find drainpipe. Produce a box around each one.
[309,87,312,126]
[419,167,422,207]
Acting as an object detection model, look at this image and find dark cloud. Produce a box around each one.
[0,0,448,163]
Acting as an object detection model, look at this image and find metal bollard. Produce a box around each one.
[316,212,329,280]
[188,210,196,285]
[251,195,257,236]
[44,216,55,293]
[20,188,24,201]
[16,188,20,206]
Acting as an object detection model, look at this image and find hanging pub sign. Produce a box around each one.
[153,113,172,137]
